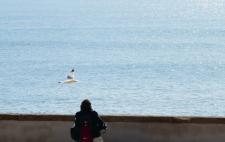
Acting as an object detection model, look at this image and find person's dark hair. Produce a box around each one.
[80,99,92,112]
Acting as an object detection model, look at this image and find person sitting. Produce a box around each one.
[71,99,106,142]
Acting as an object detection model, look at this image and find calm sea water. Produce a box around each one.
[0,0,225,116]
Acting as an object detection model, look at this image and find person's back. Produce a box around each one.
[71,100,106,142]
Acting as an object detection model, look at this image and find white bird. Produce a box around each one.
[58,69,78,84]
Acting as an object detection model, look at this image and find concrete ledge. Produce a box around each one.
[1,114,225,142]
[0,114,225,124]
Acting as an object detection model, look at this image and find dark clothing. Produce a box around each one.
[74,110,106,140]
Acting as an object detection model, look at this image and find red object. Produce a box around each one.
[80,121,92,142]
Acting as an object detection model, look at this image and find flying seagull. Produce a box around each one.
[58,69,78,84]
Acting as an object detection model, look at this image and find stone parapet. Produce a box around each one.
[1,114,225,142]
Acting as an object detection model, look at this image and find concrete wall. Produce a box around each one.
[0,115,225,142]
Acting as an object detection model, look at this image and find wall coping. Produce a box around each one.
[0,114,225,124]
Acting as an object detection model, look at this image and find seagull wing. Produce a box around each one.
[67,71,75,79]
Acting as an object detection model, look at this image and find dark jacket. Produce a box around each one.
[74,110,106,139]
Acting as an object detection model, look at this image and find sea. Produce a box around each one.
[0,0,225,116]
